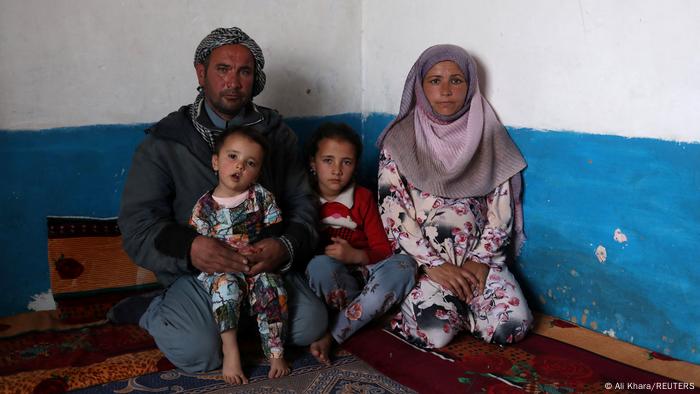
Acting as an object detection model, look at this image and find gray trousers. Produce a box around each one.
[306,254,416,344]
[139,271,327,373]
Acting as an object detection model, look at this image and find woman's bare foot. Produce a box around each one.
[309,332,333,365]
[268,357,291,379]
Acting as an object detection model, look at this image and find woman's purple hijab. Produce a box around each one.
[377,44,528,255]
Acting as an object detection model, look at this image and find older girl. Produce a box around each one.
[305,122,417,363]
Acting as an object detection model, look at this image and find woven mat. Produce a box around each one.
[73,349,414,394]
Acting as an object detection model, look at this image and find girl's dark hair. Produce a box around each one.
[213,126,269,156]
[305,122,363,161]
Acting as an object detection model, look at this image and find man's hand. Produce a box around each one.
[190,235,250,274]
[325,237,368,265]
[246,238,289,276]
[424,263,480,303]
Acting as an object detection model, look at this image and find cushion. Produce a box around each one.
[47,216,160,323]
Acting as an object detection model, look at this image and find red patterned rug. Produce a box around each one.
[0,323,172,393]
[342,325,694,394]
[1,319,695,393]
[0,322,414,394]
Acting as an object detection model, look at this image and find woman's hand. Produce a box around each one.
[424,263,480,302]
[461,260,489,296]
[325,237,369,265]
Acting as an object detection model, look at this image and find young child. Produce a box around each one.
[304,122,417,364]
[189,127,290,384]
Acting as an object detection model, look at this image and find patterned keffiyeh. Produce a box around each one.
[190,27,266,150]
[193,27,266,96]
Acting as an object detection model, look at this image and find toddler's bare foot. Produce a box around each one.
[222,348,248,384]
[309,332,333,365]
[268,357,290,379]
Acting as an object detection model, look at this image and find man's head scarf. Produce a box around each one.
[193,27,266,97]
[190,27,266,151]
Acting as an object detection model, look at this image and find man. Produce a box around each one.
[111,27,327,373]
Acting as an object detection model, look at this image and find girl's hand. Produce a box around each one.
[325,237,369,265]
[424,263,480,302]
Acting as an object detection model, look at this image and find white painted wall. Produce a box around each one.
[3,1,699,142]
[0,0,361,130]
[362,0,700,142]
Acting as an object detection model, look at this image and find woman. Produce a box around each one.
[376,44,532,348]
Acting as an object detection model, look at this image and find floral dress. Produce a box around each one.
[378,150,532,348]
[190,184,287,360]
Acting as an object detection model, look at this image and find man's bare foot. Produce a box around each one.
[222,347,248,384]
[309,332,333,365]
[268,357,291,379]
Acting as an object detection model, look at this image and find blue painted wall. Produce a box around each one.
[0,114,361,315]
[1,113,698,364]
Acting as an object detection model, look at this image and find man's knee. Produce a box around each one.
[140,275,223,372]
[285,271,328,346]
[141,302,223,372]
[167,330,222,373]
[289,303,327,346]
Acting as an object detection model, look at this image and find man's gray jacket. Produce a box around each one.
[118,103,318,286]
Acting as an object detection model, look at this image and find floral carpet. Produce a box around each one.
[343,322,696,394]
[0,322,412,394]
[0,324,167,393]
[0,317,695,393]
